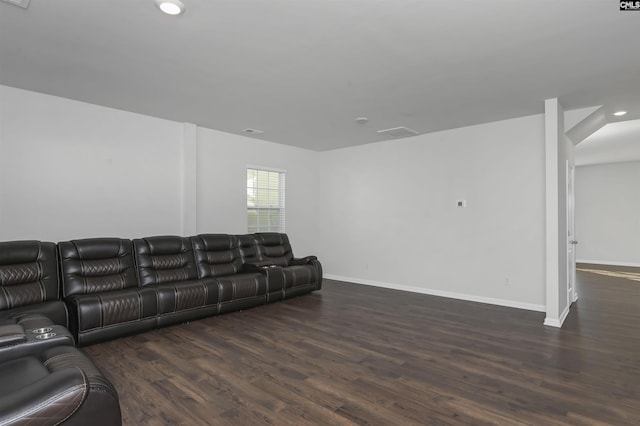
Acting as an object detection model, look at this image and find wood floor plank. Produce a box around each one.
[83,264,640,425]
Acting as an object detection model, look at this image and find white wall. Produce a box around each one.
[0,85,184,241]
[0,84,551,313]
[575,161,640,266]
[0,86,319,251]
[196,128,318,255]
[317,114,547,310]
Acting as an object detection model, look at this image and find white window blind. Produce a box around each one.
[247,168,285,233]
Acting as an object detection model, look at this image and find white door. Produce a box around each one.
[567,162,578,303]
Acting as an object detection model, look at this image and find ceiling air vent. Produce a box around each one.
[1,0,30,8]
[377,126,419,139]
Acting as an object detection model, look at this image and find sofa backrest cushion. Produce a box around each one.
[58,238,138,297]
[133,236,197,286]
[237,234,260,263]
[192,235,243,278]
[254,233,294,267]
[0,241,59,310]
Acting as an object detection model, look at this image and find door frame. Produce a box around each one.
[566,161,578,304]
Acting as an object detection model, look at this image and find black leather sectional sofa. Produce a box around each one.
[0,233,322,425]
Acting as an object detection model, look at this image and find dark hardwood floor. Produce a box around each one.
[83,266,640,425]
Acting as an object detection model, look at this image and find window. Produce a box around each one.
[247,167,285,233]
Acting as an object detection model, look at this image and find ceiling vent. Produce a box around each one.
[377,126,419,139]
[1,0,30,8]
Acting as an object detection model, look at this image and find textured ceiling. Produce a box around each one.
[1,0,639,151]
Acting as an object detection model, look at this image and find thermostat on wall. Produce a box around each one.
[456,200,466,208]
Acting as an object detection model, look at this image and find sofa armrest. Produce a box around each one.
[0,367,87,425]
[249,260,277,267]
[243,261,280,272]
[0,324,26,347]
[0,324,75,365]
[289,256,317,266]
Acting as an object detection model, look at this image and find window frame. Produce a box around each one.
[246,165,286,233]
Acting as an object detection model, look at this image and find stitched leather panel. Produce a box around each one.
[255,233,294,266]
[283,265,314,288]
[202,248,241,277]
[192,236,245,279]
[176,283,207,311]
[0,263,40,286]
[155,269,189,284]
[80,258,120,276]
[237,235,259,262]
[196,234,236,250]
[134,237,198,286]
[84,274,125,293]
[4,282,44,308]
[255,233,284,246]
[261,245,287,257]
[232,275,260,299]
[60,238,138,296]
[208,263,238,277]
[99,292,141,325]
[217,273,265,301]
[206,250,233,264]
[0,241,58,303]
[152,254,186,270]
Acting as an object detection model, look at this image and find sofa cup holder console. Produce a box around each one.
[35,332,57,340]
[24,325,72,345]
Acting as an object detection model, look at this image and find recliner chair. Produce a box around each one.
[58,238,158,346]
[133,236,219,327]
[192,234,267,313]
[253,233,322,299]
[0,240,68,328]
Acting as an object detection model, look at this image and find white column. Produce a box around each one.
[544,98,569,327]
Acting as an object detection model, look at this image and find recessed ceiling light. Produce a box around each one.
[155,0,185,15]
[613,111,627,116]
[355,117,369,124]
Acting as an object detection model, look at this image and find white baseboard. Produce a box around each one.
[544,303,570,328]
[577,259,640,268]
[323,274,546,312]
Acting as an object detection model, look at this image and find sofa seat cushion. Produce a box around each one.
[262,262,322,300]
[0,356,49,394]
[67,287,158,331]
[217,272,266,302]
[215,272,266,313]
[282,265,316,290]
[152,279,219,315]
[65,287,158,346]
